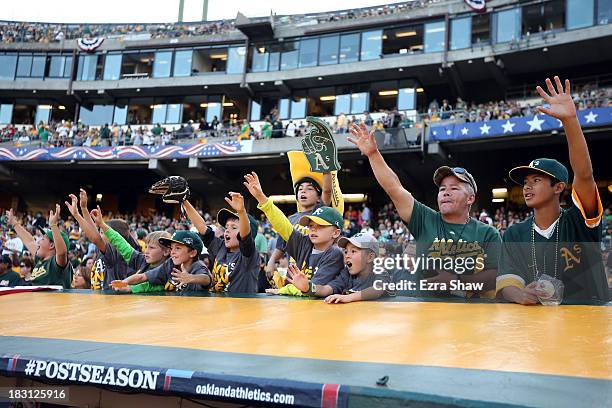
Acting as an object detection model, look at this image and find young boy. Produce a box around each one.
[6,206,72,288]
[182,193,260,293]
[89,207,171,293]
[111,229,211,292]
[265,151,344,278]
[284,232,390,303]
[496,76,609,304]
[65,190,137,290]
[244,171,345,295]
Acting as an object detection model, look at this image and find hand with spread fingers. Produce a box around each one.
[243,171,268,204]
[536,76,576,121]
[285,264,309,293]
[348,122,378,157]
[225,192,246,213]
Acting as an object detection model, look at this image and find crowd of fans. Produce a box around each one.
[281,0,444,25]
[0,20,235,44]
[1,1,445,44]
[1,198,610,290]
[425,84,612,123]
[1,82,610,146]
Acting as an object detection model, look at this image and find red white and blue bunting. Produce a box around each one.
[464,0,487,12]
[0,141,252,162]
[77,38,105,53]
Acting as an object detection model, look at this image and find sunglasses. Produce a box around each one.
[453,167,467,174]
[20,264,26,267]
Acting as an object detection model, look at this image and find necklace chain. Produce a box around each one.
[531,212,561,281]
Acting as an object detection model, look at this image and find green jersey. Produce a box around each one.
[407,200,501,298]
[0,270,21,287]
[496,190,609,304]
[31,256,72,288]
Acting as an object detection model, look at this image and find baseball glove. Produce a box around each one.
[149,176,190,204]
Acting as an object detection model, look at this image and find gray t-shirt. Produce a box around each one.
[202,227,259,293]
[275,203,322,253]
[92,243,136,290]
[285,229,344,285]
[327,267,392,296]
[144,258,211,292]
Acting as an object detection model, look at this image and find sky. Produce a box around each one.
[2,0,401,23]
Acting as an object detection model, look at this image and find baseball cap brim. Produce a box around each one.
[217,208,258,236]
[158,237,194,249]
[299,215,334,227]
[433,166,477,193]
[37,226,70,249]
[338,237,358,249]
[508,166,563,185]
[217,208,239,227]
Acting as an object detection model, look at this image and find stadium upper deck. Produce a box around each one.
[0,0,610,129]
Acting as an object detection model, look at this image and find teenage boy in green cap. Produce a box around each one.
[243,171,344,296]
[496,76,609,304]
[6,206,72,288]
[183,193,260,293]
[111,230,211,292]
[284,232,391,303]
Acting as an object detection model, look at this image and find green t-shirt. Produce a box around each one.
[254,233,268,254]
[261,123,272,139]
[31,256,72,288]
[39,128,49,142]
[497,192,609,304]
[0,270,21,287]
[407,200,501,298]
[151,126,163,136]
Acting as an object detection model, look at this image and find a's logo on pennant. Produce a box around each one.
[301,117,341,173]
[464,0,487,12]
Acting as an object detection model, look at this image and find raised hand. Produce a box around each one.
[89,205,104,228]
[348,122,379,157]
[285,264,309,293]
[79,188,89,210]
[243,171,267,204]
[224,192,246,213]
[6,209,17,226]
[48,204,61,226]
[536,76,576,121]
[64,194,81,218]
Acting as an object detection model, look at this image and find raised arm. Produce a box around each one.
[244,171,294,242]
[183,200,208,235]
[536,76,599,216]
[348,123,415,223]
[321,171,344,216]
[48,204,67,267]
[90,206,135,264]
[6,209,37,255]
[224,192,250,239]
[66,193,105,252]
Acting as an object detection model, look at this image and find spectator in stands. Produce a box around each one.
[336,112,348,134]
[2,229,23,256]
[0,254,20,287]
[74,259,92,289]
[261,116,272,139]
[238,119,252,141]
[285,120,297,137]
[20,256,34,281]
[100,123,110,146]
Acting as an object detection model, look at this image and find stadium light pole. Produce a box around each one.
[178,0,185,22]
[203,0,208,21]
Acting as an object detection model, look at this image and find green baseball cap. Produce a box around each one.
[37,227,70,249]
[159,230,204,254]
[217,209,259,237]
[509,158,569,185]
[299,206,343,229]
